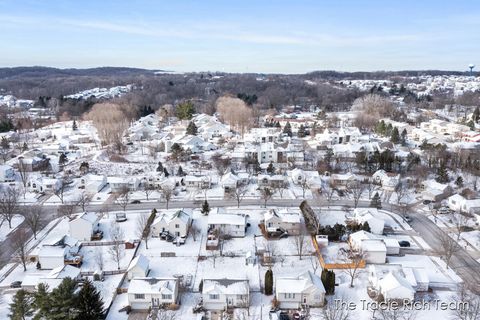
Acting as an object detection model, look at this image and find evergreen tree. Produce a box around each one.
[163,167,170,177]
[22,142,28,151]
[59,153,68,167]
[455,176,464,188]
[467,120,475,130]
[10,289,34,320]
[1,136,9,149]
[201,200,210,215]
[33,283,51,319]
[275,121,281,128]
[177,166,185,176]
[283,122,292,137]
[362,222,371,233]
[390,127,400,144]
[297,124,306,138]
[321,269,336,295]
[436,162,449,183]
[266,162,275,175]
[186,121,198,135]
[254,161,262,174]
[49,278,79,320]
[72,120,78,131]
[473,106,480,123]
[156,161,164,172]
[385,123,393,136]
[176,101,195,120]
[76,280,105,320]
[401,128,407,144]
[370,192,382,209]
[170,143,184,161]
[264,269,273,295]
[375,120,386,135]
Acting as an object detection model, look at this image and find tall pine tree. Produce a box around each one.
[201,200,210,215]
[283,122,292,137]
[186,121,198,135]
[264,269,273,295]
[49,277,79,320]
[76,280,105,320]
[10,289,34,320]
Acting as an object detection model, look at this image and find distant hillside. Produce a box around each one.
[0,66,158,79]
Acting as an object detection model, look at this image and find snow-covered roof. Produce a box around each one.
[208,213,246,226]
[47,265,81,279]
[128,277,177,295]
[127,254,150,273]
[276,271,325,294]
[203,278,249,295]
[264,209,301,224]
[74,212,99,225]
[379,271,415,295]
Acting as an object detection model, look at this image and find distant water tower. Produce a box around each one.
[469,64,475,76]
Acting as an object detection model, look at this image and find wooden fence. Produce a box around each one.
[311,235,366,270]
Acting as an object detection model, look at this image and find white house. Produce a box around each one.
[275,271,326,309]
[421,180,453,202]
[22,265,81,292]
[28,177,61,193]
[448,194,480,215]
[378,272,415,302]
[128,277,179,310]
[108,176,140,192]
[37,235,82,269]
[69,212,100,241]
[127,254,150,280]
[346,208,385,235]
[202,278,250,310]
[264,209,302,235]
[151,209,192,238]
[369,264,428,296]
[372,170,400,192]
[184,175,211,190]
[220,171,240,192]
[0,165,15,182]
[207,213,247,237]
[349,231,387,264]
[78,174,107,193]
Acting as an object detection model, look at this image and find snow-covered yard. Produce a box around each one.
[0,215,24,241]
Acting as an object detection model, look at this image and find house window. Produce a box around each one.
[237,294,246,300]
[175,224,180,228]
[161,294,172,300]
[209,294,219,300]
[134,294,145,300]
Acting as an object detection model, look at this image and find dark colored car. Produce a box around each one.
[399,241,411,247]
[404,216,412,223]
[131,200,141,204]
[422,200,431,205]
[10,281,22,288]
[279,312,290,320]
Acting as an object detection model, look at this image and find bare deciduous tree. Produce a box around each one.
[273,181,289,199]
[216,96,253,137]
[0,186,20,228]
[347,181,365,208]
[159,184,174,209]
[291,232,308,260]
[260,187,273,208]
[438,232,460,269]
[340,241,366,288]
[136,212,150,249]
[143,183,155,201]
[371,307,417,320]
[95,247,104,271]
[321,295,353,320]
[17,159,30,198]
[108,223,125,270]
[228,181,249,208]
[190,223,200,242]
[451,284,480,320]
[116,185,130,212]
[352,94,394,131]
[75,191,92,212]
[54,174,71,204]
[57,203,76,219]
[12,229,29,271]
[23,205,43,239]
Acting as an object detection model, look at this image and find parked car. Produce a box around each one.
[437,207,450,214]
[279,312,290,320]
[115,212,127,222]
[10,281,22,288]
[404,216,412,223]
[130,200,141,204]
[399,241,411,247]
[422,200,431,205]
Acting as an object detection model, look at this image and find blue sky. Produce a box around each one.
[0,0,478,73]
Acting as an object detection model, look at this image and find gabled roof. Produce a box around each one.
[73,212,99,225]
[276,271,325,294]
[128,277,177,295]
[203,278,249,295]
[127,254,149,273]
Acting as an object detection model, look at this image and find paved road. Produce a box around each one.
[409,211,480,293]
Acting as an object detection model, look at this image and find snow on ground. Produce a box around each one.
[0,215,24,241]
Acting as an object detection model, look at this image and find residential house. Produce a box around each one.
[377,272,415,302]
[108,176,140,192]
[127,254,150,280]
[372,170,400,192]
[151,210,192,238]
[329,173,358,190]
[28,176,61,193]
[69,212,100,241]
[22,265,81,292]
[78,174,107,193]
[421,180,453,202]
[208,213,247,237]
[346,208,385,235]
[349,231,387,264]
[0,165,15,182]
[128,277,179,310]
[220,171,240,192]
[36,235,82,269]
[257,174,286,188]
[202,278,250,310]
[183,175,211,190]
[275,271,326,309]
[448,194,480,215]
[264,209,302,235]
